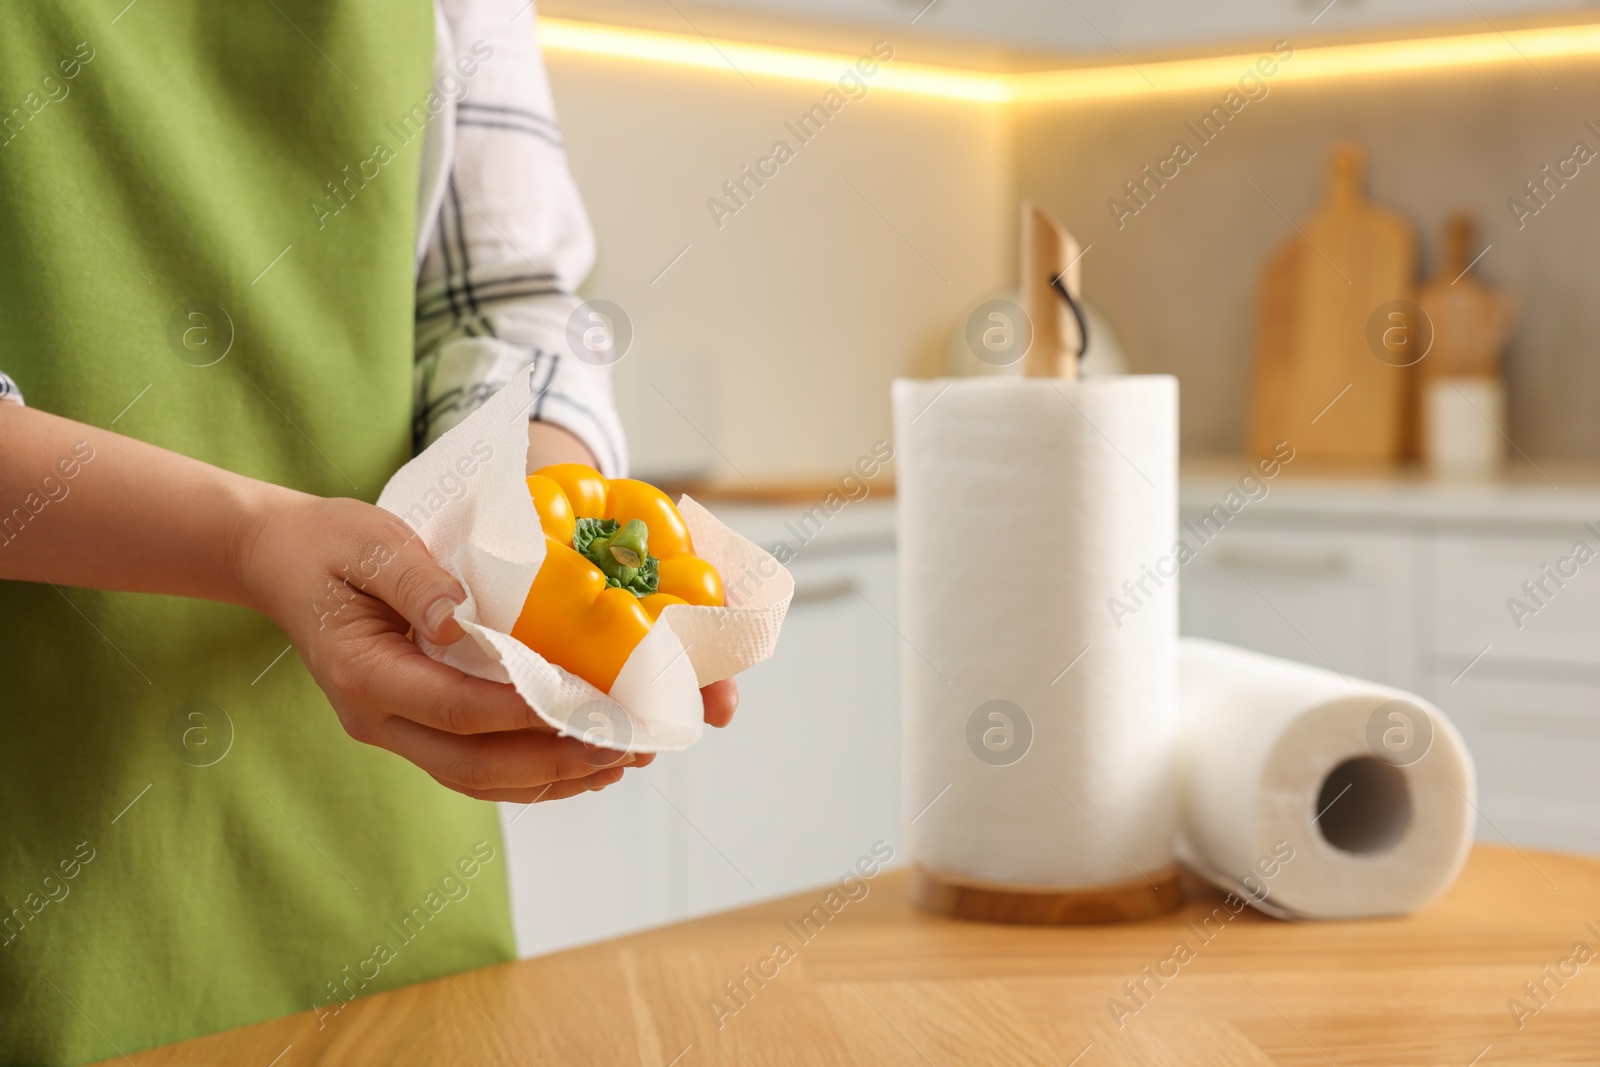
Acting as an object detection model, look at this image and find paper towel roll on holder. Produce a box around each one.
[908,205,1185,926]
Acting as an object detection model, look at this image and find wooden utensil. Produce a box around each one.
[1247,143,1418,461]
[1020,201,1084,379]
[1416,212,1515,379]
[1415,211,1517,468]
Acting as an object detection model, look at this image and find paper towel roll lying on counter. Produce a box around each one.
[895,376,1178,893]
[1178,638,1477,919]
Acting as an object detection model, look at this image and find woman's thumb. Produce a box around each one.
[368,530,468,644]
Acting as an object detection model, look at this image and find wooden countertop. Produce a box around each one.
[113,845,1600,1066]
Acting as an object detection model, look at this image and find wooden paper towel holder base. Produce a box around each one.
[911,865,1184,925]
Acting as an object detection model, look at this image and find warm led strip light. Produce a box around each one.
[538,17,1008,102]
[539,16,1600,104]
[1015,22,1600,101]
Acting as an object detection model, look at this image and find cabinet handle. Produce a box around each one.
[1211,546,1349,577]
[790,576,857,605]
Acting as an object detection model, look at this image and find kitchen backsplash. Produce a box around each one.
[548,41,1600,477]
[549,50,1008,484]
[1016,57,1600,459]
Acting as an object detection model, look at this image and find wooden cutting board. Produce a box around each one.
[1248,144,1418,461]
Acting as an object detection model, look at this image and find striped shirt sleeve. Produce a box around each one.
[413,0,628,477]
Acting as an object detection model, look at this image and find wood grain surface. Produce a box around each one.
[106,845,1600,1066]
[1021,201,1083,380]
[1248,142,1418,463]
[910,865,1184,925]
[1416,212,1516,381]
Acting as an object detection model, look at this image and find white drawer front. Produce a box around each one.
[1426,672,1600,855]
[503,546,902,958]
[665,548,903,915]
[1429,529,1600,668]
[1178,518,1418,690]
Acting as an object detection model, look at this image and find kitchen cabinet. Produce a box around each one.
[664,536,900,916]
[1428,531,1600,670]
[1431,672,1600,853]
[500,499,900,958]
[503,471,1600,959]
[1179,521,1419,688]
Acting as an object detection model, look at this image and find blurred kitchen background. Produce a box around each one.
[504,0,1600,957]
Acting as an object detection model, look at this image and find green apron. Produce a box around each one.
[0,4,515,1063]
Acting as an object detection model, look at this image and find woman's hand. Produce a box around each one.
[234,492,638,803]
[0,406,735,802]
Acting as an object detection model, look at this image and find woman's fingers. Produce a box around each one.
[701,678,739,728]
[357,517,468,645]
[439,765,630,804]
[377,717,627,793]
[347,633,556,736]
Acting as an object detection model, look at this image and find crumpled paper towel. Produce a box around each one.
[376,367,794,752]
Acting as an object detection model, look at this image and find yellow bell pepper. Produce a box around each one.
[511,464,724,692]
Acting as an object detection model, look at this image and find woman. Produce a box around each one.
[0,2,734,1062]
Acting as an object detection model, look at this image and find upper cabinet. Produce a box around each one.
[661,0,1597,55]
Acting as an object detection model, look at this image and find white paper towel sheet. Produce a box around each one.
[375,368,794,753]
[894,376,1178,889]
[1178,638,1476,919]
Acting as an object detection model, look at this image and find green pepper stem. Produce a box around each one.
[606,519,649,570]
[584,518,652,588]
